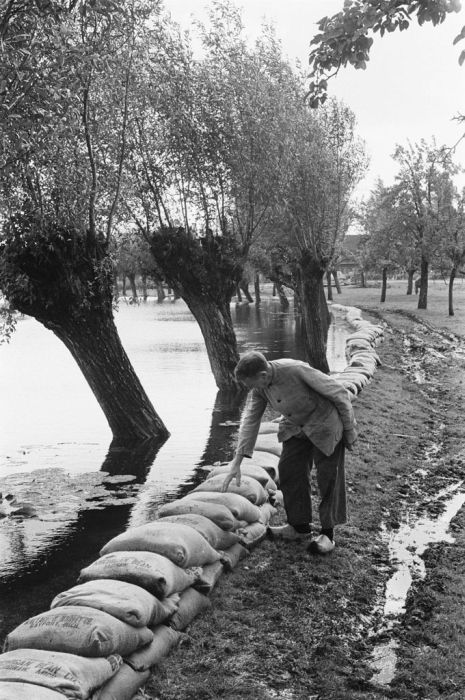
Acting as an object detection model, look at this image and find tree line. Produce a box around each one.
[353,139,465,315]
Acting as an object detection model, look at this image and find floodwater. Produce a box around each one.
[370,481,465,685]
[0,296,351,638]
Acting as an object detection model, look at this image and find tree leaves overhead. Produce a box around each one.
[308,0,462,106]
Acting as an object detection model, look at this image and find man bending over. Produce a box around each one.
[222,351,357,554]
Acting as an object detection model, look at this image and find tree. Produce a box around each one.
[363,181,404,301]
[434,187,465,314]
[282,99,367,372]
[307,0,462,106]
[393,139,459,308]
[0,0,169,442]
[125,3,299,389]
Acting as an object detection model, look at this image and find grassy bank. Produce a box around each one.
[143,284,465,700]
[331,278,465,338]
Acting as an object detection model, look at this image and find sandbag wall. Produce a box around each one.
[0,305,382,700]
[0,444,280,700]
[330,304,384,399]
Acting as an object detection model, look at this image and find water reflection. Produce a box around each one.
[0,296,351,637]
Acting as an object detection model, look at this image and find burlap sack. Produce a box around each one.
[0,649,122,700]
[159,514,239,550]
[192,475,268,506]
[51,579,161,628]
[4,606,153,657]
[78,551,201,598]
[157,498,237,531]
[182,492,261,523]
[100,522,221,568]
[0,683,66,700]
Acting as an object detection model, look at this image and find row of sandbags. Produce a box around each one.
[331,304,384,399]
[0,437,281,700]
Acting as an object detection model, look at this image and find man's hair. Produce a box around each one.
[235,351,268,381]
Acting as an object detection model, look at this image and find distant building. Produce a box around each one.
[336,234,365,281]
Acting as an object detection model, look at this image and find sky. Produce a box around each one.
[162,0,465,200]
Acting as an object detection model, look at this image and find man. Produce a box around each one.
[222,351,357,554]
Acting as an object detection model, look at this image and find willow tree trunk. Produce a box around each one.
[156,284,165,303]
[296,256,330,374]
[184,295,239,391]
[360,270,366,288]
[141,275,148,301]
[50,313,169,441]
[239,279,254,303]
[449,267,456,316]
[380,267,388,302]
[127,273,138,300]
[417,257,428,310]
[332,270,342,294]
[326,271,333,301]
[275,281,289,310]
[254,273,261,307]
[406,269,415,295]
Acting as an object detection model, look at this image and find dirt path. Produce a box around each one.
[144,308,465,700]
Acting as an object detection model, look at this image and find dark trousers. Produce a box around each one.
[278,436,347,530]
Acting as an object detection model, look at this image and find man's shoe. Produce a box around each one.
[268,524,311,541]
[307,534,335,554]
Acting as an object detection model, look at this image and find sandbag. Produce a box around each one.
[250,450,280,468]
[196,561,224,594]
[51,579,163,628]
[192,475,268,506]
[0,649,122,700]
[237,522,267,548]
[168,588,211,632]
[346,338,373,352]
[220,543,249,572]
[92,663,150,700]
[78,551,201,598]
[258,502,277,526]
[159,514,239,550]
[257,421,280,434]
[206,464,277,491]
[100,522,221,568]
[183,491,261,523]
[126,626,180,672]
[338,371,369,387]
[0,683,65,700]
[336,379,358,396]
[157,498,237,531]
[4,606,153,658]
[254,433,282,457]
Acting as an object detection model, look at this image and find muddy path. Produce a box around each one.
[143,309,465,700]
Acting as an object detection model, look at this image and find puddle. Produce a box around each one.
[370,482,465,685]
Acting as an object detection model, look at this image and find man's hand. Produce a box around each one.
[343,428,357,451]
[221,460,242,492]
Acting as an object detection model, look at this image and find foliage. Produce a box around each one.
[363,180,410,273]
[0,212,113,324]
[283,99,367,265]
[434,187,465,273]
[149,228,243,303]
[308,0,462,106]
[126,1,300,256]
[392,139,460,264]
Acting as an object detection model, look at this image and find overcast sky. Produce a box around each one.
[163,0,465,199]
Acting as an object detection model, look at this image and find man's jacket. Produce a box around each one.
[236,359,357,458]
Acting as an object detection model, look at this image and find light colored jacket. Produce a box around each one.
[236,359,357,458]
